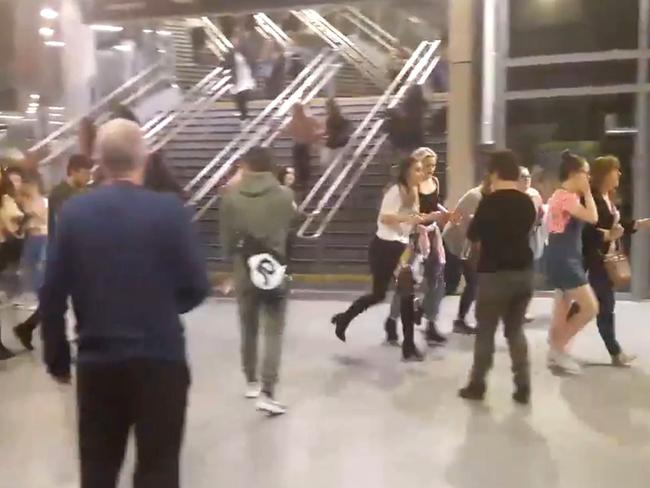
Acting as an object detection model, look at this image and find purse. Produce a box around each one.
[603,240,631,289]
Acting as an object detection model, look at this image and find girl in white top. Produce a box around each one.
[331,156,425,357]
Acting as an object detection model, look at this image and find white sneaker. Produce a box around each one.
[245,382,261,399]
[256,393,287,416]
[547,349,582,374]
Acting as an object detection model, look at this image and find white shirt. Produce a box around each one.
[232,52,256,94]
[376,185,417,245]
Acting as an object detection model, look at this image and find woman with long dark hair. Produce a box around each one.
[583,155,650,366]
[331,156,425,361]
[321,98,352,169]
[546,151,599,374]
[144,151,184,198]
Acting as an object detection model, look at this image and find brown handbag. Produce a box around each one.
[603,241,631,289]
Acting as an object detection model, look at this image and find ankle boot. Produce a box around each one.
[331,313,350,342]
[384,318,399,345]
[425,320,447,345]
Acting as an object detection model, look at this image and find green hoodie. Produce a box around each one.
[220,171,296,288]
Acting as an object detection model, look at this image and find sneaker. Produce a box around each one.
[245,382,261,399]
[402,345,425,362]
[13,324,34,351]
[612,352,637,367]
[459,383,486,401]
[547,349,581,374]
[384,318,399,345]
[331,313,349,342]
[425,321,448,345]
[0,345,15,361]
[453,319,477,335]
[256,393,287,416]
[512,385,530,405]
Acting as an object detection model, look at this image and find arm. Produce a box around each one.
[569,188,598,225]
[466,199,486,243]
[378,187,420,227]
[169,199,211,314]
[39,208,73,380]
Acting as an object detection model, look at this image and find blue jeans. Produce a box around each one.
[21,235,47,293]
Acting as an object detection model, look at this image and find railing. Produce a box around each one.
[190,53,343,221]
[292,9,387,89]
[296,40,441,239]
[254,13,292,47]
[340,6,405,54]
[200,17,233,56]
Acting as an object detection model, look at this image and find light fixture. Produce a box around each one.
[143,29,154,34]
[408,16,422,24]
[0,114,24,120]
[44,41,65,47]
[91,24,124,33]
[39,27,55,38]
[113,43,133,52]
[40,7,58,20]
[28,102,39,108]
[157,48,167,53]
[48,106,65,111]
[29,94,40,101]
[49,113,63,118]
[155,30,172,37]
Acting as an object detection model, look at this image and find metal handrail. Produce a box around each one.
[292,9,386,88]
[186,52,337,204]
[254,13,292,47]
[342,6,404,53]
[191,60,342,221]
[201,17,233,54]
[297,41,440,239]
[30,60,165,154]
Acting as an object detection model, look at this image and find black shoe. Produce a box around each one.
[0,345,15,361]
[13,323,34,351]
[459,383,486,401]
[453,319,477,335]
[425,321,448,345]
[384,318,399,345]
[513,385,530,405]
[331,313,349,343]
[402,345,425,362]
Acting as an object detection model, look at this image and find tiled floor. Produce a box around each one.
[2,295,650,487]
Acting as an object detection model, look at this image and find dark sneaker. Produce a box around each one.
[0,345,15,361]
[384,318,399,345]
[402,345,425,362]
[13,324,34,351]
[425,321,448,345]
[453,319,477,335]
[513,385,530,405]
[331,314,349,342]
[459,383,486,401]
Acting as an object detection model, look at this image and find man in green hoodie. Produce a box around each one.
[220,146,296,416]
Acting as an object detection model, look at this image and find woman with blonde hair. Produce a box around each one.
[583,155,650,366]
[384,147,450,346]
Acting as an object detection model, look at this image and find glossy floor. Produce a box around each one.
[2,295,650,488]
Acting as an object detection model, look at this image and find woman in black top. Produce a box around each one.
[321,99,352,170]
[583,156,650,366]
[385,148,450,346]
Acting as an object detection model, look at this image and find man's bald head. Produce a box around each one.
[96,119,147,181]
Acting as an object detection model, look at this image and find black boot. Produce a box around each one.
[384,318,399,346]
[331,313,349,342]
[13,323,34,351]
[413,299,423,326]
[453,319,477,335]
[402,343,424,362]
[459,382,486,401]
[0,342,15,361]
[513,385,531,405]
[425,320,447,345]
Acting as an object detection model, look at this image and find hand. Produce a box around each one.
[406,214,425,226]
[449,211,463,226]
[609,224,624,241]
[577,174,591,195]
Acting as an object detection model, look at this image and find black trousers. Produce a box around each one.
[458,259,478,320]
[588,261,621,356]
[341,237,406,326]
[234,90,251,121]
[292,143,311,187]
[77,359,190,488]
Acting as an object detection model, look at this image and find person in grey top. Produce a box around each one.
[442,177,491,334]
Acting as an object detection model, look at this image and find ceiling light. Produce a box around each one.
[155,30,172,37]
[39,27,55,38]
[143,29,154,34]
[44,41,66,47]
[408,16,422,24]
[0,114,24,120]
[30,94,40,101]
[157,49,166,53]
[28,102,39,108]
[48,106,64,111]
[91,25,124,33]
[40,7,58,20]
[49,113,63,118]
[113,43,133,52]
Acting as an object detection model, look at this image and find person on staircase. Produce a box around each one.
[321,98,352,170]
[384,148,451,347]
[284,103,323,192]
[225,35,257,127]
[330,156,426,359]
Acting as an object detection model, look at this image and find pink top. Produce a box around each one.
[547,189,579,234]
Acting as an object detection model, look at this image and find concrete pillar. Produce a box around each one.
[447,0,477,205]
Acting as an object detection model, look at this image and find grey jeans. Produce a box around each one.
[469,270,533,388]
[236,285,288,394]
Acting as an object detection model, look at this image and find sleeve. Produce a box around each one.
[379,186,401,216]
[466,199,486,243]
[39,207,73,378]
[168,199,211,314]
[219,193,238,258]
[560,191,580,214]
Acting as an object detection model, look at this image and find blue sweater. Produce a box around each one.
[40,182,211,377]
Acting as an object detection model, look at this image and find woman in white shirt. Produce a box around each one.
[331,156,425,359]
[226,38,256,126]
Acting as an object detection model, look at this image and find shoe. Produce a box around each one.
[612,352,637,367]
[384,318,399,345]
[547,349,581,374]
[413,300,423,326]
[513,385,530,405]
[13,323,34,351]
[331,313,349,342]
[402,345,425,362]
[245,381,261,399]
[0,345,15,361]
[453,319,476,335]
[459,383,486,401]
[256,393,287,416]
[425,321,447,345]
